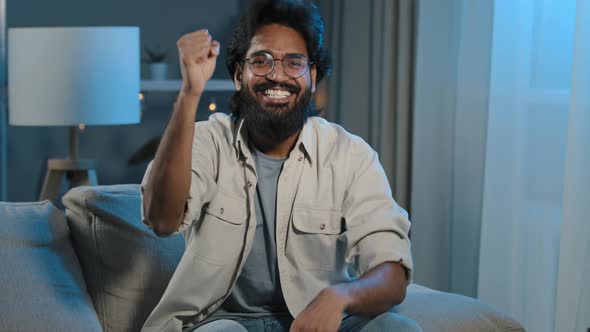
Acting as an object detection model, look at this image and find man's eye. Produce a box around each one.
[289,61,304,67]
[252,59,270,66]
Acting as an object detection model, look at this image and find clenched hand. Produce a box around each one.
[177,29,220,98]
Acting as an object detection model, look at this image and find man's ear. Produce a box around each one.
[234,65,243,91]
[311,65,317,93]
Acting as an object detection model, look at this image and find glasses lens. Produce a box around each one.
[248,53,273,76]
[283,54,309,78]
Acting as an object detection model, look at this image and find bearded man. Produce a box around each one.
[141,1,419,331]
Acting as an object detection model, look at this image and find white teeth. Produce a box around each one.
[264,89,291,99]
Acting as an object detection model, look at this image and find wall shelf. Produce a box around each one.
[140,79,235,92]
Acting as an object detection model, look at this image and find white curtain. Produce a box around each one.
[478,0,589,331]
[554,0,590,330]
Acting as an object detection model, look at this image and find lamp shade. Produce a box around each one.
[8,27,140,126]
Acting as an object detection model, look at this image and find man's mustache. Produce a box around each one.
[253,82,300,94]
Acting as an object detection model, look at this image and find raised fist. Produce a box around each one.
[177,29,220,98]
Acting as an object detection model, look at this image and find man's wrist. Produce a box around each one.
[177,90,201,105]
[324,283,354,313]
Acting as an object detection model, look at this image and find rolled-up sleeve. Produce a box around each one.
[341,150,413,281]
[140,122,218,235]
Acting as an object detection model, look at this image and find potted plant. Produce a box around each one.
[143,45,168,80]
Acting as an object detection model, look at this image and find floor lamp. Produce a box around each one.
[8,27,140,203]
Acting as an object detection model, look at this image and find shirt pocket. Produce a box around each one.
[189,190,247,266]
[289,207,345,271]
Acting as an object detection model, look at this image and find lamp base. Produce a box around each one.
[39,158,98,202]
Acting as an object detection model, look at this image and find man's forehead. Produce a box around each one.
[247,24,308,57]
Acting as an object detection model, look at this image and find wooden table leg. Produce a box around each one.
[40,169,65,201]
[39,159,98,203]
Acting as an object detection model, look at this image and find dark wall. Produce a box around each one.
[6,0,242,201]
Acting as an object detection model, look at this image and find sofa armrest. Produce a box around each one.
[394,284,524,332]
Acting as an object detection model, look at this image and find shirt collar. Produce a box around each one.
[233,116,250,161]
[296,117,314,165]
[232,116,315,165]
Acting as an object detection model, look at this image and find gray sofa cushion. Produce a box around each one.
[63,184,185,332]
[398,284,525,331]
[0,201,102,332]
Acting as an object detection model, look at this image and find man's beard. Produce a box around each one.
[236,81,315,150]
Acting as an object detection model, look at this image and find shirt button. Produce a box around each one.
[248,181,253,188]
[298,156,303,161]
[319,224,326,230]
[220,208,224,215]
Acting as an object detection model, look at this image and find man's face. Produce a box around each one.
[234,24,318,146]
[235,23,317,114]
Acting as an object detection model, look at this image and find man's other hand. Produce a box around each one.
[289,287,350,332]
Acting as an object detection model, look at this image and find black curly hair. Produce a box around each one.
[226,0,331,85]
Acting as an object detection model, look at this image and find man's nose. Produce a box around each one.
[266,59,288,82]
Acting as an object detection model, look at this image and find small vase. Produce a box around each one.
[149,63,168,80]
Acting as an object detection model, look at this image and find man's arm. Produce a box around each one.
[329,261,408,316]
[289,261,408,332]
[291,148,412,332]
[142,30,220,236]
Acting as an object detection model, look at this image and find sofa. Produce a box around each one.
[0,184,525,332]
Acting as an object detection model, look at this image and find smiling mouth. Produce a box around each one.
[253,83,299,107]
[264,89,292,99]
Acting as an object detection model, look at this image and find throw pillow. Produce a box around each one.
[0,201,102,332]
[63,184,185,332]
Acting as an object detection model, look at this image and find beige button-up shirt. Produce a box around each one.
[140,113,413,332]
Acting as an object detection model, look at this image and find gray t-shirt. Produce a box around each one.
[209,146,289,319]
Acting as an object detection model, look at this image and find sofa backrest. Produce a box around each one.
[63,184,185,332]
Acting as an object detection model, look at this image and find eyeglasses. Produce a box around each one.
[243,52,313,79]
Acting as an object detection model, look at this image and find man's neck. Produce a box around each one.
[250,130,301,159]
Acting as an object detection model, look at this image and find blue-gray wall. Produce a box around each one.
[6,0,242,201]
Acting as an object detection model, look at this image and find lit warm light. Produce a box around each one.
[209,102,217,112]
[139,93,144,100]
[78,124,86,131]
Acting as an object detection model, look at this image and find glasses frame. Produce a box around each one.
[242,52,314,79]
